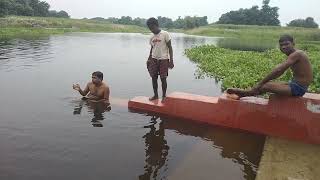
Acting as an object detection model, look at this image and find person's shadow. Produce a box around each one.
[73,97,111,127]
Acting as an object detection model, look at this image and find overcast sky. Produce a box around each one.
[46,0,320,25]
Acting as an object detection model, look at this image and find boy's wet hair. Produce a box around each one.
[146,17,159,27]
[279,34,294,43]
[92,71,103,80]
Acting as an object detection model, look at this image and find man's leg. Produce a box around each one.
[160,77,167,100]
[228,82,291,97]
[149,76,159,100]
[260,82,292,96]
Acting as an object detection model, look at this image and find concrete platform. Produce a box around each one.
[128,92,320,144]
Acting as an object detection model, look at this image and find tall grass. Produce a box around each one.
[184,24,320,51]
[0,16,148,39]
[185,24,320,41]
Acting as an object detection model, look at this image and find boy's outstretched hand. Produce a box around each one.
[73,84,80,91]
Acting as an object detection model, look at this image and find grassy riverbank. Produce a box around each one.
[184,24,320,51]
[0,16,148,39]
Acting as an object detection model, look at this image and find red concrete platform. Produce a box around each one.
[128,92,320,144]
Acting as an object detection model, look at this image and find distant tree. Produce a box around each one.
[259,0,280,25]
[172,16,208,29]
[118,16,133,25]
[132,17,147,27]
[0,0,69,18]
[28,0,50,16]
[90,17,105,21]
[49,10,70,18]
[173,16,185,28]
[103,15,207,29]
[217,0,280,26]
[157,16,174,28]
[0,0,9,17]
[56,10,69,18]
[287,17,319,28]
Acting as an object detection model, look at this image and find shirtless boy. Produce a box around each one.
[73,71,110,105]
[227,35,313,98]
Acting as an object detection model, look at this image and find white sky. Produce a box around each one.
[45,0,320,25]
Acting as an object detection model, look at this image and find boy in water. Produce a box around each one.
[227,35,313,98]
[73,71,110,105]
[146,17,174,102]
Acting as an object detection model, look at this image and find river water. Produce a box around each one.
[0,33,265,180]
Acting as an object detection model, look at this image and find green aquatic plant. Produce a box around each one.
[185,45,320,93]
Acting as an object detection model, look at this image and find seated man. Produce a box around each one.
[227,35,313,98]
[73,71,110,105]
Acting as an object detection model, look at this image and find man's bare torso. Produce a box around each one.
[87,82,109,102]
[290,50,313,86]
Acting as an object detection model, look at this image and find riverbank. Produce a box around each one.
[0,16,148,40]
[183,24,320,42]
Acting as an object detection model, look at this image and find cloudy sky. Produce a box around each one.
[46,0,319,25]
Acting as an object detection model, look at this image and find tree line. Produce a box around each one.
[89,16,209,29]
[0,0,70,18]
[217,0,318,28]
[1,0,318,29]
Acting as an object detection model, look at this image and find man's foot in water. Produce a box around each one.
[149,95,159,101]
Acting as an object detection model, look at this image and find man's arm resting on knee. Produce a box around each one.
[255,53,299,89]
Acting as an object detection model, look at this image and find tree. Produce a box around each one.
[0,0,9,17]
[217,0,280,26]
[288,17,319,28]
[157,16,174,29]
[259,0,280,26]
[0,0,69,18]
[132,17,146,27]
[49,10,70,18]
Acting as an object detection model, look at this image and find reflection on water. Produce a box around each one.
[72,99,111,127]
[136,113,265,180]
[161,117,263,180]
[139,115,169,180]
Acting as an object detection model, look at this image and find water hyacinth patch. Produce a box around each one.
[185,45,320,93]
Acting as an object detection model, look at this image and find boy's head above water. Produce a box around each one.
[279,34,295,55]
[147,17,160,34]
[92,71,103,84]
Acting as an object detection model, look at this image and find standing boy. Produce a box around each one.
[146,18,174,102]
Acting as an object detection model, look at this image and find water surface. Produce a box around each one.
[0,33,265,180]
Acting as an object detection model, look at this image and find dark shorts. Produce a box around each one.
[289,80,308,97]
[147,58,169,78]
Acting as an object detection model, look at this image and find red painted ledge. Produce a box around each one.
[128,92,320,144]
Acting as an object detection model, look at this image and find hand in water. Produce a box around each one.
[73,84,80,91]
